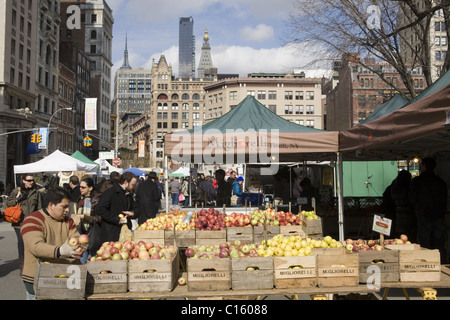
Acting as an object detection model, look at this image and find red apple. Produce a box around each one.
[400,234,408,242]
[151,253,161,260]
[79,234,90,244]
[185,247,195,258]
[109,247,119,255]
[145,241,154,250]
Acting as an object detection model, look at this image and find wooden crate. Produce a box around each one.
[165,229,196,247]
[253,225,280,243]
[128,251,180,292]
[274,255,317,288]
[304,217,322,236]
[279,225,307,239]
[398,248,441,282]
[358,250,399,283]
[195,229,227,246]
[133,229,165,246]
[317,251,359,287]
[385,243,421,251]
[86,260,128,294]
[34,259,87,300]
[187,256,231,291]
[231,256,274,290]
[226,227,254,243]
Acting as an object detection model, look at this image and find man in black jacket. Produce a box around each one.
[93,172,139,252]
[135,172,160,225]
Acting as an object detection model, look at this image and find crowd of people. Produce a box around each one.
[382,157,448,263]
[167,169,246,207]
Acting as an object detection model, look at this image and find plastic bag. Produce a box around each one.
[119,224,133,242]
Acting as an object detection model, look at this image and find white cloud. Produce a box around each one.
[239,24,274,42]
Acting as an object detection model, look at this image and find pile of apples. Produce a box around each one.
[344,238,385,252]
[185,240,260,259]
[194,208,226,231]
[249,209,303,227]
[225,212,252,227]
[259,235,339,257]
[137,213,196,231]
[301,210,319,220]
[384,234,411,245]
[89,240,176,261]
[68,234,90,258]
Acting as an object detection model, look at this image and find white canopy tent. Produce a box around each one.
[169,166,190,177]
[14,150,99,174]
[94,158,123,175]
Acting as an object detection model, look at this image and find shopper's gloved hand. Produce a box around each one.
[16,193,28,203]
[59,239,79,258]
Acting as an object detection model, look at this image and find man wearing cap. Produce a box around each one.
[135,172,160,224]
[232,177,244,204]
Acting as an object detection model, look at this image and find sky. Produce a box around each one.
[106,0,332,81]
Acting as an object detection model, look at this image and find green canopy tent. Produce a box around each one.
[71,150,99,174]
[361,94,408,124]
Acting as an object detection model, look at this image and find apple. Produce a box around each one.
[79,234,89,244]
[185,247,195,258]
[151,253,161,259]
[178,277,187,286]
[345,243,353,251]
[112,253,123,260]
[120,251,130,260]
[400,234,408,242]
[101,250,111,260]
[367,240,376,247]
[145,241,154,250]
[345,239,353,245]
[68,237,79,247]
[139,250,150,260]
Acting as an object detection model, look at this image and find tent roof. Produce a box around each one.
[361,94,409,124]
[71,150,99,167]
[14,150,99,174]
[165,95,339,163]
[339,83,450,161]
[186,95,324,134]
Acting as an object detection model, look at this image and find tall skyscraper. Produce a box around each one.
[198,28,215,80]
[178,17,195,79]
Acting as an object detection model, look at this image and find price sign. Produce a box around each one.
[372,214,392,236]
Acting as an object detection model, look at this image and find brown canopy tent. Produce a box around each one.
[165,95,339,163]
[164,95,346,239]
[339,83,450,161]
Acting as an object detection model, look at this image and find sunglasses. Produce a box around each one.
[80,186,88,189]
[24,179,34,182]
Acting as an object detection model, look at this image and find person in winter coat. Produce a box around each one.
[169,177,182,205]
[215,169,231,207]
[93,172,139,253]
[410,157,448,263]
[135,172,160,224]
[232,176,244,205]
[6,173,43,273]
[390,170,415,241]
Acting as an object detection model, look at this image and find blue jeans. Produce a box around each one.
[417,216,447,263]
[171,193,179,205]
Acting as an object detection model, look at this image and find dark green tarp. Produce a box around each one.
[71,150,99,168]
[362,94,408,124]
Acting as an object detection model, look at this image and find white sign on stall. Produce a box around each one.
[372,215,392,236]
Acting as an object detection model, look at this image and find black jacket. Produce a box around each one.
[410,171,447,218]
[135,179,160,224]
[94,183,137,249]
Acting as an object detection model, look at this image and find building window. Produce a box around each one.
[306,105,314,114]
[257,90,266,100]
[306,120,314,128]
[295,105,304,114]
[284,105,293,114]
[230,91,237,100]
[284,91,293,100]
[172,112,178,119]
[90,45,96,54]
[247,90,255,96]
[269,105,276,113]
[268,91,277,100]
[91,14,97,23]
[305,91,314,100]
[295,91,303,100]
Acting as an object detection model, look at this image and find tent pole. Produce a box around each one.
[164,156,169,212]
[336,152,345,242]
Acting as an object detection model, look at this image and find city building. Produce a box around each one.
[197,28,215,80]
[149,54,213,167]
[326,53,427,131]
[60,0,114,156]
[57,62,76,154]
[179,17,195,79]
[203,72,325,129]
[0,0,39,185]
[399,1,448,82]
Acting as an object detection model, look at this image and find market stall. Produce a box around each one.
[164,95,344,238]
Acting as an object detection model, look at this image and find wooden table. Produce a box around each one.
[380,265,450,300]
[86,267,450,300]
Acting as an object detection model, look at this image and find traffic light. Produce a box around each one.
[31,133,36,143]
[36,134,42,143]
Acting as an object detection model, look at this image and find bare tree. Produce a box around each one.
[285,0,450,98]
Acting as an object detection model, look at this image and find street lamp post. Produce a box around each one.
[46,107,73,155]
